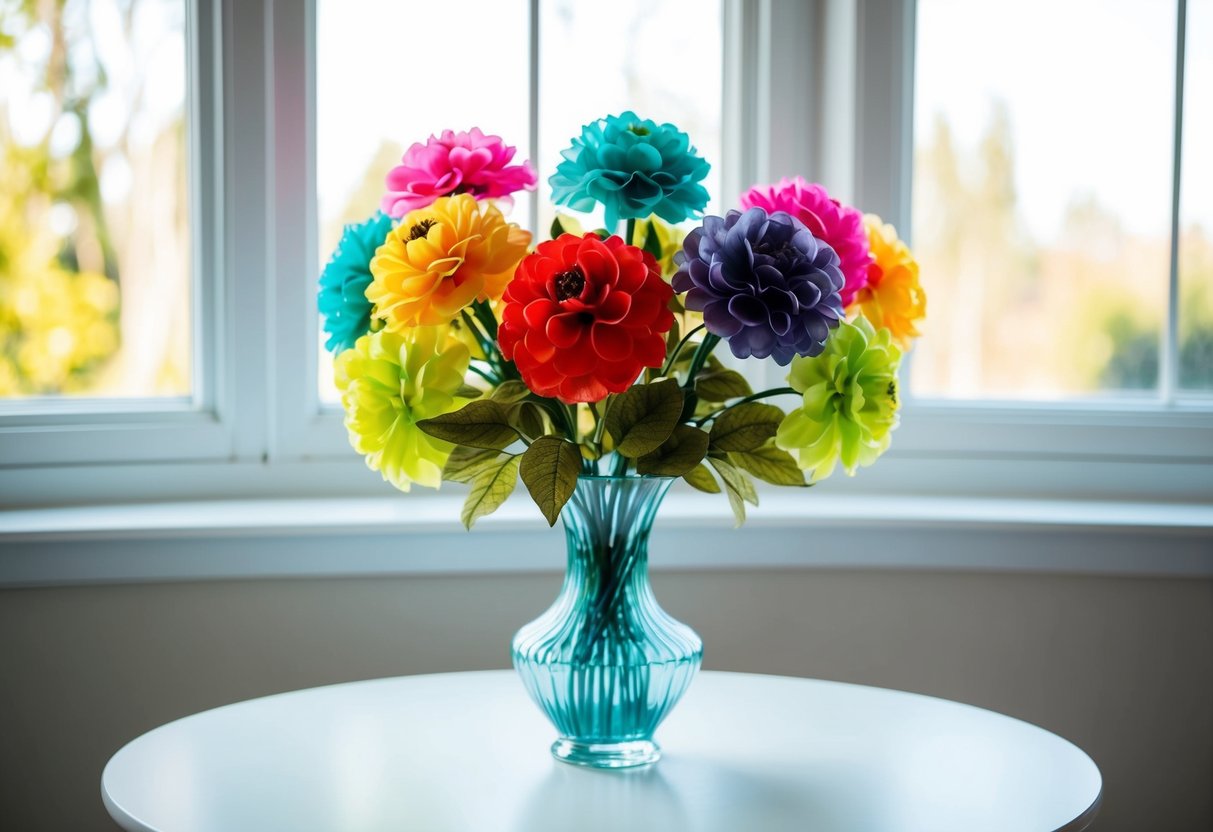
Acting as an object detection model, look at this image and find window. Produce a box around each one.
[314,0,722,402]
[909,0,1210,403]
[1,0,1206,508]
[0,0,191,402]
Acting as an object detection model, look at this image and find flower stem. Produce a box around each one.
[694,386,799,426]
[683,333,721,387]
[625,217,636,247]
[471,298,499,341]
[467,363,499,385]
[661,323,706,376]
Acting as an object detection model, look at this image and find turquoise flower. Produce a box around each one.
[550,111,711,230]
[319,212,393,352]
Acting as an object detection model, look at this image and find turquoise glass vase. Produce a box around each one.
[512,475,703,769]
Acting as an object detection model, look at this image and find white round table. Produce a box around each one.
[102,670,1101,832]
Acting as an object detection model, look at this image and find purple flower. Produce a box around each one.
[672,208,845,364]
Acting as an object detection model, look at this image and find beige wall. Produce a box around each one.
[1,570,1210,831]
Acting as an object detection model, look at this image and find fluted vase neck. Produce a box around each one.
[512,475,702,769]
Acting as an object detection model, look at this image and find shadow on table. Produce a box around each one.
[511,754,886,832]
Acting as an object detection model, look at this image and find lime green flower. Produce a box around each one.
[775,315,902,482]
[334,327,471,491]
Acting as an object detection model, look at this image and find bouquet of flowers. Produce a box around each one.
[319,114,926,529]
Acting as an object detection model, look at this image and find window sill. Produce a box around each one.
[2,492,1210,587]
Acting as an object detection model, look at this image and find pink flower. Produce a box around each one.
[381,128,538,218]
[740,177,871,306]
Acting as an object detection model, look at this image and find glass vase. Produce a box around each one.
[512,475,703,769]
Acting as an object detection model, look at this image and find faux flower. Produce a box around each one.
[334,327,471,491]
[635,216,687,279]
[775,315,902,482]
[850,215,926,346]
[550,111,710,230]
[741,177,871,306]
[367,193,531,329]
[381,128,538,218]
[319,212,393,352]
[672,207,844,364]
[498,232,674,403]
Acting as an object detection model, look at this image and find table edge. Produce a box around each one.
[100,669,1104,832]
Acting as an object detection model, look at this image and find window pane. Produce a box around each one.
[0,0,190,400]
[910,0,1175,400]
[537,0,723,234]
[316,0,531,402]
[1180,0,1213,392]
[316,0,723,402]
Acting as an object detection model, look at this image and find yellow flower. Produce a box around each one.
[635,216,687,278]
[849,215,926,346]
[334,327,471,491]
[367,193,531,329]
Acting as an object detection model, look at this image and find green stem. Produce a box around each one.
[467,363,499,385]
[610,451,629,477]
[683,333,721,387]
[661,323,706,376]
[527,395,578,444]
[694,386,800,426]
[471,298,499,341]
[461,310,496,364]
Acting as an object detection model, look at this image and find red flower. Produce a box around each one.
[499,233,675,403]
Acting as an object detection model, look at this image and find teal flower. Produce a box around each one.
[550,111,710,230]
[319,212,393,352]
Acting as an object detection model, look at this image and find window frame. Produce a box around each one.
[0,0,1209,510]
[0,0,250,467]
[846,0,1213,467]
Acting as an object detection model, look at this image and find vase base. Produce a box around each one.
[551,738,661,769]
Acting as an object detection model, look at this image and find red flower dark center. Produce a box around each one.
[408,219,437,241]
[554,265,586,302]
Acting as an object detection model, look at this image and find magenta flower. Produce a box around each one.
[740,177,871,306]
[380,128,538,218]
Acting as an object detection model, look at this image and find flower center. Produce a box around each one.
[752,238,800,267]
[628,124,650,136]
[554,265,586,302]
[408,219,437,241]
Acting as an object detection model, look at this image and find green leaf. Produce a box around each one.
[455,384,484,399]
[461,455,520,529]
[604,378,685,458]
[729,443,805,486]
[591,228,610,240]
[442,447,512,484]
[512,401,548,440]
[490,380,531,404]
[519,436,582,526]
[641,220,665,264]
[417,400,519,450]
[636,424,710,476]
[550,216,565,240]
[709,402,784,452]
[695,369,753,402]
[682,462,721,494]
[708,456,757,528]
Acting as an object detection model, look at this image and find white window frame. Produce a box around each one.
[1,0,1210,510]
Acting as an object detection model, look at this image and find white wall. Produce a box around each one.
[0,567,1210,831]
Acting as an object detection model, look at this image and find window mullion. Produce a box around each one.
[528,0,540,236]
[1163,0,1188,406]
